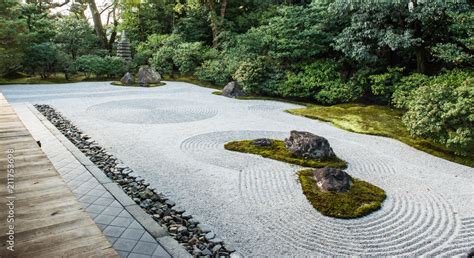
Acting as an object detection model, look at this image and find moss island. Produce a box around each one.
[224,139,386,218]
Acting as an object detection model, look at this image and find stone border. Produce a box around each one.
[27,104,191,258]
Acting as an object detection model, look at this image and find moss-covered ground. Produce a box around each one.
[163,75,223,90]
[224,139,347,169]
[288,104,474,168]
[0,73,86,84]
[110,81,166,87]
[298,169,386,218]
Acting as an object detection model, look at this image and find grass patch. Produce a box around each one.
[288,104,474,168]
[111,81,166,87]
[298,169,386,218]
[0,73,86,84]
[224,139,347,169]
[212,91,222,95]
[163,75,223,90]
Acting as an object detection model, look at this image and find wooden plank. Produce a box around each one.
[0,93,117,257]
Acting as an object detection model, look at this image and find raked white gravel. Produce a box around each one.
[2,81,473,256]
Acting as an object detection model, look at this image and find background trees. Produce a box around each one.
[1,0,472,155]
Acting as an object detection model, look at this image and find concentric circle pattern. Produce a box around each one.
[180,130,461,256]
[86,98,217,124]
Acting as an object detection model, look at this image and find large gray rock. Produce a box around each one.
[120,72,134,85]
[284,130,335,160]
[138,65,161,87]
[221,81,244,98]
[313,167,352,192]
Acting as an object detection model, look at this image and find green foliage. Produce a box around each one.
[23,42,62,78]
[233,57,283,96]
[288,104,474,167]
[431,43,472,65]
[392,73,429,109]
[298,169,386,218]
[224,140,347,169]
[54,17,98,59]
[368,67,404,103]
[0,0,27,76]
[195,59,232,85]
[74,55,126,79]
[403,69,474,155]
[279,60,356,105]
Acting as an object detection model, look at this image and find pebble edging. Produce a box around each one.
[34,104,236,257]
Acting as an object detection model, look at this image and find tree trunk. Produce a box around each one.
[87,0,109,49]
[415,47,428,74]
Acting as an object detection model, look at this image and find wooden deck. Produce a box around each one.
[0,93,117,257]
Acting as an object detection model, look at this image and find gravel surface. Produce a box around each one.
[2,81,473,256]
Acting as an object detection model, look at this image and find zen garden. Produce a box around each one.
[0,0,473,257]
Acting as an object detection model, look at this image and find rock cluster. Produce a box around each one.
[221,81,244,98]
[312,167,352,192]
[34,104,236,257]
[284,130,335,160]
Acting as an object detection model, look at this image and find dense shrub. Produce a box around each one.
[368,67,404,103]
[195,59,232,85]
[391,73,429,109]
[23,43,61,78]
[279,60,355,105]
[74,55,126,78]
[233,57,283,96]
[403,69,473,155]
[172,42,207,74]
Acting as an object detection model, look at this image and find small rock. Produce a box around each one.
[252,138,273,147]
[209,238,223,244]
[205,232,215,240]
[224,244,235,252]
[165,200,176,207]
[199,224,211,233]
[201,248,212,256]
[212,244,222,253]
[120,72,134,85]
[221,81,244,98]
[313,167,352,192]
[284,130,335,160]
[177,226,188,235]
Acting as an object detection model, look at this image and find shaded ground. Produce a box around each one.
[1,81,473,256]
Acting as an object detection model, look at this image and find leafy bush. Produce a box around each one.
[74,55,126,78]
[172,42,207,74]
[391,73,429,109]
[23,42,61,78]
[195,59,232,85]
[279,60,355,105]
[403,69,473,155]
[233,57,283,96]
[369,67,404,103]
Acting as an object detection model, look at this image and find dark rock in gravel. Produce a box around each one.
[120,72,134,85]
[138,65,161,87]
[221,81,244,98]
[252,138,273,147]
[313,167,352,192]
[284,130,335,160]
[201,248,213,256]
[165,200,176,207]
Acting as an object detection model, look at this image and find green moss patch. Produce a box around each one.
[212,91,222,95]
[298,169,386,218]
[288,104,474,168]
[111,81,166,87]
[163,75,223,90]
[224,139,347,169]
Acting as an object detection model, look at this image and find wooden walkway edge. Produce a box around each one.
[0,93,117,257]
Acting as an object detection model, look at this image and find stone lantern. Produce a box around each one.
[117,31,132,62]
